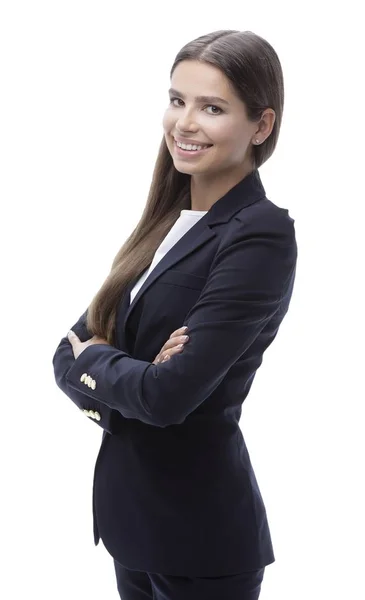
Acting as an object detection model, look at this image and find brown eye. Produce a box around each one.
[169,97,223,115]
[205,105,222,115]
[170,97,183,107]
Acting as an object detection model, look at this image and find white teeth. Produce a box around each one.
[176,141,209,151]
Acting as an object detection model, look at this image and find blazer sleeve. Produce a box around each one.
[52,310,126,434]
[64,212,297,428]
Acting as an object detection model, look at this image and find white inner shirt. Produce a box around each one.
[130,209,208,305]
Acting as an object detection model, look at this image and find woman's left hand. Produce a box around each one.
[67,330,110,360]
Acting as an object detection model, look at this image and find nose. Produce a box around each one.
[175,108,198,134]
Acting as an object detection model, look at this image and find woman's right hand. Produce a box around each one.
[152,327,189,364]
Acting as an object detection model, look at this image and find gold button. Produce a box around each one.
[94,411,101,421]
[85,375,91,387]
[89,410,95,419]
[91,379,96,390]
[82,409,89,415]
[80,373,87,383]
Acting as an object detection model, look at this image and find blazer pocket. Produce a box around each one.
[157,269,207,291]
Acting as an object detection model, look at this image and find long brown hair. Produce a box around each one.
[86,30,285,344]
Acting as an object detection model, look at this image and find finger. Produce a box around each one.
[154,329,189,364]
[169,326,188,339]
[154,353,173,365]
[160,345,185,363]
[160,335,189,354]
[156,337,188,359]
[161,346,183,362]
[154,344,184,364]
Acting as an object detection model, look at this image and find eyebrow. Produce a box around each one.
[168,88,230,106]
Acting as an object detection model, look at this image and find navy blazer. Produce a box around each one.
[52,169,297,577]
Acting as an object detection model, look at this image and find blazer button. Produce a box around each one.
[89,410,96,419]
[82,409,89,415]
[91,380,96,390]
[80,373,87,383]
[94,411,101,421]
[85,375,92,387]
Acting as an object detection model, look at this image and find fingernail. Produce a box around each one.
[182,326,188,331]
[163,355,170,362]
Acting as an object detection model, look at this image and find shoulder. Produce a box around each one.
[236,197,295,237]
[214,196,297,271]
[235,196,295,230]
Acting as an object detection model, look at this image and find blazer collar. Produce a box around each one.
[206,168,266,225]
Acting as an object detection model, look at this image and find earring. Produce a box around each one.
[255,139,260,144]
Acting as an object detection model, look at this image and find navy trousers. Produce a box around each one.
[113,559,265,600]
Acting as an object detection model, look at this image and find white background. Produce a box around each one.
[1,1,364,598]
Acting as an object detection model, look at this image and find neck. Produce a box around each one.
[189,166,254,211]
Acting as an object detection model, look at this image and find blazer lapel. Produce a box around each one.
[123,169,266,332]
[124,222,216,325]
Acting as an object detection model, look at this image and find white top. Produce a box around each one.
[130,209,208,305]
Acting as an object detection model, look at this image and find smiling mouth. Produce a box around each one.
[174,140,213,152]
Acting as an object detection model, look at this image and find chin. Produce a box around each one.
[173,163,210,177]
[172,163,194,175]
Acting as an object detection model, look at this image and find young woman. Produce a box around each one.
[53,29,297,600]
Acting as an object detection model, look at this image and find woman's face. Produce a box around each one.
[162,60,262,178]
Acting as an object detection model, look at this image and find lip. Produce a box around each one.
[174,137,213,147]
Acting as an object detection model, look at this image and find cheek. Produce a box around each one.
[162,109,174,133]
[212,118,240,144]
[215,125,248,156]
